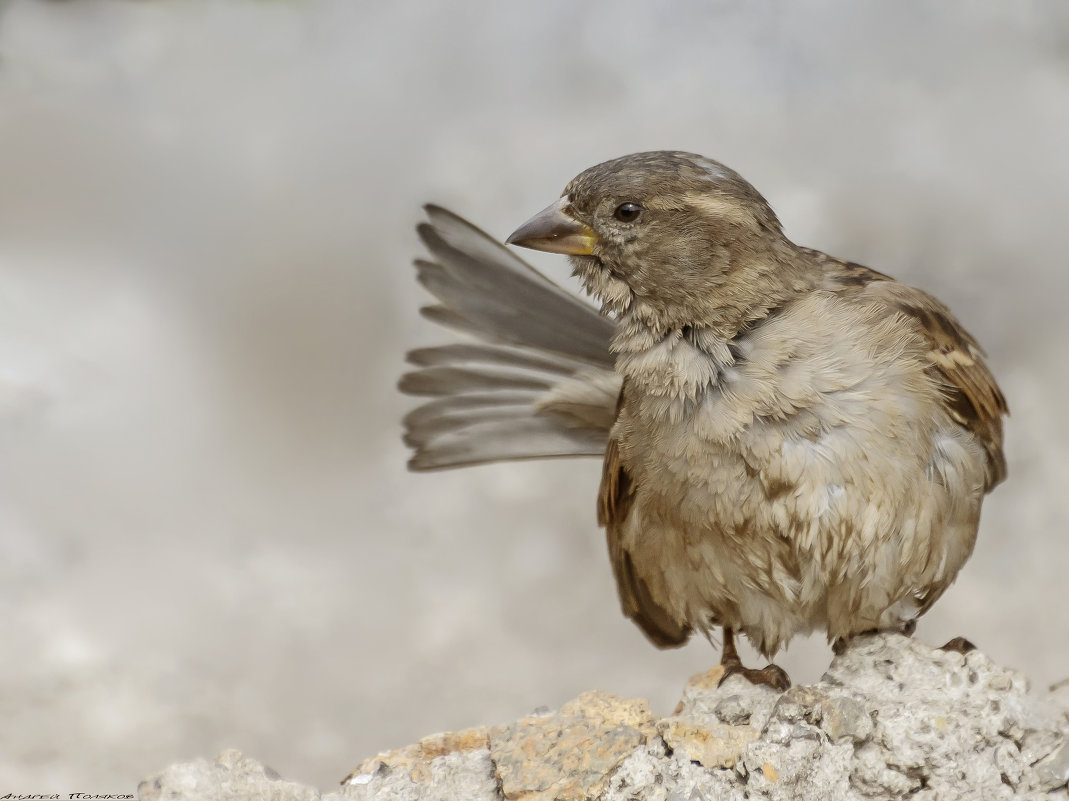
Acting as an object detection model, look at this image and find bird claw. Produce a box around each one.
[940,636,977,654]
[833,620,917,656]
[718,660,792,692]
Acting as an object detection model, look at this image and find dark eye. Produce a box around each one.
[613,202,643,223]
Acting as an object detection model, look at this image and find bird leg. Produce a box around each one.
[717,627,791,691]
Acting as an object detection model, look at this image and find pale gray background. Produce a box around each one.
[0,0,1066,792]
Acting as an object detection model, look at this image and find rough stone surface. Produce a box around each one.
[487,690,656,800]
[140,634,1069,801]
[137,749,325,801]
[345,726,492,784]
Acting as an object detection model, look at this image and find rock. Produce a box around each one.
[487,690,656,801]
[344,726,491,784]
[656,715,758,768]
[346,747,498,801]
[1036,742,1069,793]
[137,749,323,801]
[139,634,1069,801]
[1050,677,1069,721]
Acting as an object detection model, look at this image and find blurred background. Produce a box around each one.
[0,0,1066,791]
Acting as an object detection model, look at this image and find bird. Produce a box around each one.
[399,151,1007,690]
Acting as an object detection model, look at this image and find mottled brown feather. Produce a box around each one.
[815,250,1008,490]
[599,389,693,648]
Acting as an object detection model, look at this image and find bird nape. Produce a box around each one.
[400,151,1007,691]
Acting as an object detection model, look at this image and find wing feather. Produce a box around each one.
[818,251,1008,490]
[598,394,693,648]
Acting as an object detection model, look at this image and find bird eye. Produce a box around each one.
[613,202,643,223]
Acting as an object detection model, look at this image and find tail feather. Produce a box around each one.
[402,393,539,430]
[401,206,619,471]
[406,417,609,472]
[415,206,615,369]
[403,406,537,450]
[406,344,584,376]
[398,365,554,397]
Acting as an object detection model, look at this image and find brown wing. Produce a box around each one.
[815,250,1008,491]
[598,391,693,648]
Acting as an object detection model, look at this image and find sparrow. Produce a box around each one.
[400,151,1007,689]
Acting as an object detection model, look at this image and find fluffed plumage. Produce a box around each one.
[400,153,1007,688]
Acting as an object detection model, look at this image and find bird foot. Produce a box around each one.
[833,621,918,655]
[940,636,976,654]
[717,659,791,692]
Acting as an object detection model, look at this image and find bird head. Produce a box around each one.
[507,151,796,334]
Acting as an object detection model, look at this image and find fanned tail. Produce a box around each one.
[400,205,619,471]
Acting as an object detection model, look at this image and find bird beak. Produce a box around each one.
[506,198,598,255]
